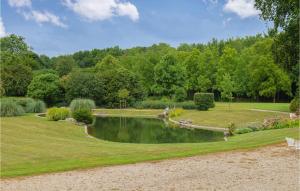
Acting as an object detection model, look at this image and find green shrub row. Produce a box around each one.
[134,100,197,109]
[194,93,215,111]
[234,119,299,134]
[1,97,46,117]
[47,107,70,121]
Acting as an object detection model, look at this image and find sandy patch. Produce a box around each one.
[1,144,299,191]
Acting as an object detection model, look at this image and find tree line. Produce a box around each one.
[0,33,296,107]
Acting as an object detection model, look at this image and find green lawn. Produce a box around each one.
[95,102,289,128]
[1,102,297,178]
[173,102,289,128]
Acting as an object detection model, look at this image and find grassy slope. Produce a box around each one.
[174,102,289,128]
[1,102,297,178]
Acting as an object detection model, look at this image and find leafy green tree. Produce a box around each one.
[39,55,52,68]
[219,73,234,110]
[95,55,144,107]
[1,62,32,96]
[241,38,291,102]
[216,46,238,91]
[0,34,29,53]
[52,55,76,77]
[118,89,130,108]
[27,74,63,104]
[152,54,186,97]
[65,71,104,105]
[184,49,201,93]
[255,0,299,93]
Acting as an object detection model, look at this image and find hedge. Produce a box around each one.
[193,93,215,110]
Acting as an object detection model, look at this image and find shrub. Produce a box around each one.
[246,122,262,131]
[234,127,253,134]
[169,108,184,117]
[69,99,96,113]
[72,108,93,124]
[26,100,46,113]
[194,93,215,110]
[47,107,70,121]
[0,99,25,117]
[173,88,186,102]
[227,122,236,136]
[289,98,299,113]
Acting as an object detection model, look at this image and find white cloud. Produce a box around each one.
[23,10,67,28]
[223,0,260,18]
[63,0,139,22]
[8,0,31,8]
[0,18,7,37]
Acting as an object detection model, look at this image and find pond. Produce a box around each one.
[87,116,224,143]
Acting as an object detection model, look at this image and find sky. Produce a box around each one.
[1,0,270,56]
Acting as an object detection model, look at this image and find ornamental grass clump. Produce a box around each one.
[25,100,46,113]
[69,99,95,113]
[70,99,95,124]
[0,98,25,117]
[47,107,70,121]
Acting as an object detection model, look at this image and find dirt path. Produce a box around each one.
[1,144,299,191]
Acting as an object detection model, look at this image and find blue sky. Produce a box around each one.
[1,0,269,56]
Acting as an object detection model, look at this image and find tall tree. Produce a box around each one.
[152,54,186,97]
[219,73,234,110]
[255,0,299,93]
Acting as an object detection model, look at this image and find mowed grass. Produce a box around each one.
[173,102,289,128]
[1,102,297,178]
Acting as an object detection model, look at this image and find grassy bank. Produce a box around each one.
[173,102,289,128]
[1,102,297,178]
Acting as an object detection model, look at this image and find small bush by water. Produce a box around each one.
[72,108,93,124]
[0,99,25,117]
[289,98,299,113]
[47,107,70,121]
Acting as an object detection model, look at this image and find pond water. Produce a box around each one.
[87,117,224,144]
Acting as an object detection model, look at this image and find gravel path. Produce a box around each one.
[1,144,299,191]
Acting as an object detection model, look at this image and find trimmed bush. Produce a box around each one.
[173,88,186,102]
[0,99,25,117]
[194,93,215,110]
[72,108,93,124]
[234,127,253,134]
[289,98,299,113]
[227,122,236,136]
[26,100,46,113]
[47,107,70,121]
[69,99,95,113]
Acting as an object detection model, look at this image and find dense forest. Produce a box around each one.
[0,0,298,108]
